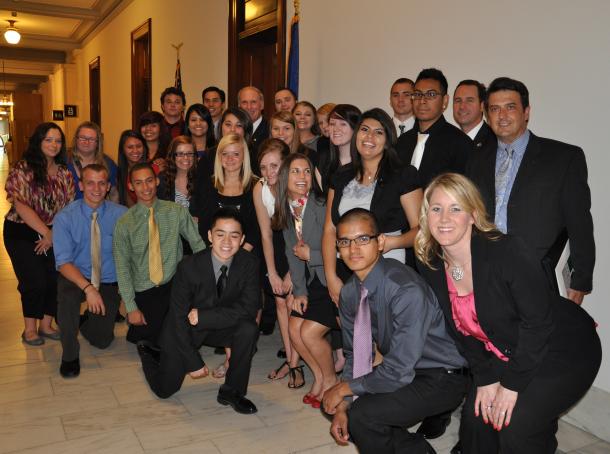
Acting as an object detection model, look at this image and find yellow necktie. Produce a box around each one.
[90,211,101,289]
[148,206,163,285]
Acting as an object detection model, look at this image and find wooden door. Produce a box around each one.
[89,57,101,127]
[12,92,43,162]
[131,19,152,129]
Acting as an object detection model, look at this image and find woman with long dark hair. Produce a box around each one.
[273,153,338,407]
[4,122,75,345]
[184,104,215,159]
[116,130,149,207]
[138,111,170,172]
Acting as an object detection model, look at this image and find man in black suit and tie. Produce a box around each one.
[453,79,494,149]
[137,208,261,414]
[395,68,473,187]
[239,85,269,174]
[467,77,595,305]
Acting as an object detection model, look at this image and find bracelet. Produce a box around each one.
[82,283,93,292]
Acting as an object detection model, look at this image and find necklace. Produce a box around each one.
[443,253,470,282]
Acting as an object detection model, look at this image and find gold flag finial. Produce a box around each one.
[294,0,300,16]
[171,42,183,58]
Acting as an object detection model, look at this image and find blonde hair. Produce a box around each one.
[70,121,106,169]
[415,173,501,269]
[213,133,255,192]
[271,111,302,154]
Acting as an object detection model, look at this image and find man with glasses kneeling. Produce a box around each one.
[322,208,469,454]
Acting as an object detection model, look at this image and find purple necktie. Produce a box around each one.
[352,284,372,381]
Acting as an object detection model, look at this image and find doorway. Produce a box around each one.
[89,56,101,127]
[131,19,152,129]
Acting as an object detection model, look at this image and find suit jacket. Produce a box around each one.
[472,121,494,150]
[249,117,270,175]
[283,194,327,297]
[466,132,595,292]
[418,234,557,392]
[162,248,260,372]
[395,115,473,187]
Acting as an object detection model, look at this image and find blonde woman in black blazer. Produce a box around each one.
[415,173,601,454]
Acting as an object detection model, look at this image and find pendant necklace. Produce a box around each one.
[444,254,470,282]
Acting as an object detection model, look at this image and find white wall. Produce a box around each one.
[297,0,610,392]
[71,0,228,160]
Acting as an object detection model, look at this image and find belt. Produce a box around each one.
[445,367,470,376]
[100,282,118,287]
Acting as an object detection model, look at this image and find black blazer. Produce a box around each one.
[395,115,473,187]
[418,234,558,392]
[249,117,270,175]
[472,121,495,150]
[162,248,260,372]
[466,132,595,292]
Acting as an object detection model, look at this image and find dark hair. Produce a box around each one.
[322,104,361,183]
[258,138,290,166]
[351,108,401,184]
[219,107,253,143]
[202,86,226,104]
[270,110,304,154]
[210,206,244,232]
[455,79,487,103]
[184,104,215,149]
[486,77,529,109]
[336,208,380,236]
[416,68,448,95]
[164,135,198,200]
[128,162,156,183]
[117,130,148,205]
[392,77,414,88]
[271,152,323,230]
[23,122,67,186]
[275,86,297,100]
[293,101,322,136]
[81,163,109,180]
[160,86,186,106]
[138,111,170,160]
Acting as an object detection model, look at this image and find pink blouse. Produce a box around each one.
[446,271,508,362]
[5,161,75,225]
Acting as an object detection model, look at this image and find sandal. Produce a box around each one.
[268,361,289,380]
[288,365,305,389]
[212,362,228,379]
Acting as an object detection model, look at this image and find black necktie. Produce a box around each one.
[399,124,406,135]
[216,265,228,298]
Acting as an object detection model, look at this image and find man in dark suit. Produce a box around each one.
[453,79,494,149]
[467,77,595,305]
[239,85,269,174]
[395,68,473,187]
[137,208,261,414]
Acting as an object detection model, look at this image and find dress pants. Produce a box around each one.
[126,281,172,345]
[348,368,469,454]
[460,306,602,454]
[3,220,58,319]
[57,275,120,361]
[141,318,259,399]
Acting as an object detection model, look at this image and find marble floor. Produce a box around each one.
[1,152,609,454]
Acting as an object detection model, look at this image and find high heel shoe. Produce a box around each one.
[288,365,305,389]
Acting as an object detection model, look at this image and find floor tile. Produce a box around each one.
[570,440,610,453]
[557,419,602,451]
[0,417,65,454]
[17,428,144,454]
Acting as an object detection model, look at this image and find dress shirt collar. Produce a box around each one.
[360,257,384,297]
[497,129,530,157]
[466,119,485,140]
[416,114,447,134]
[79,199,107,218]
[134,198,161,216]
[211,253,234,279]
[252,116,263,133]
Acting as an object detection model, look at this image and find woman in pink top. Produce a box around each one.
[415,173,600,454]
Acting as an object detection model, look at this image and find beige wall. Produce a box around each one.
[69,0,228,160]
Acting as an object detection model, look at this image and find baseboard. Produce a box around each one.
[562,385,610,442]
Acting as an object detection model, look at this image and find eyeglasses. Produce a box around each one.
[336,234,378,249]
[77,136,98,143]
[175,152,196,158]
[411,90,443,101]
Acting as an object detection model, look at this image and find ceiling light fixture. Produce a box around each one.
[4,12,20,45]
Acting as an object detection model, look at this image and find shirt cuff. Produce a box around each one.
[124,299,138,313]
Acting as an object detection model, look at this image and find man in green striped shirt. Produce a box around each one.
[113,163,205,344]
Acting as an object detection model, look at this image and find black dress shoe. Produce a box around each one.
[137,340,161,364]
[416,415,451,439]
[450,440,462,454]
[60,358,80,378]
[217,389,258,414]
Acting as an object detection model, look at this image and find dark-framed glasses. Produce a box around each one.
[336,234,378,249]
[411,90,443,101]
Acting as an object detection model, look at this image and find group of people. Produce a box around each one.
[3,67,601,454]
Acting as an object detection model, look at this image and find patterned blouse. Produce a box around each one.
[5,160,75,225]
